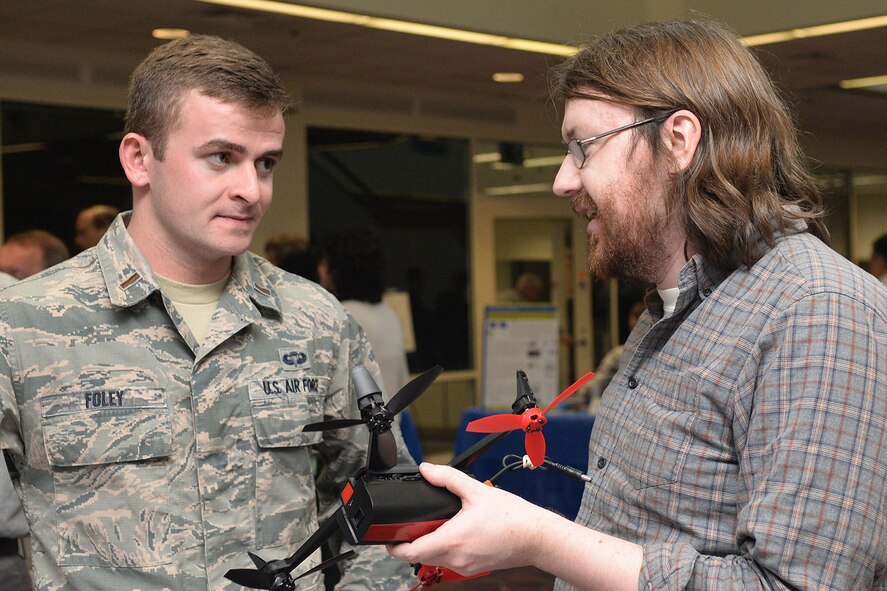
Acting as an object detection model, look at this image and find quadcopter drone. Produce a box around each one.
[225,365,594,590]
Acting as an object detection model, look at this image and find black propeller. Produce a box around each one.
[225,514,354,590]
[303,364,443,471]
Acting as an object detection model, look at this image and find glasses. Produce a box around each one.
[566,114,669,169]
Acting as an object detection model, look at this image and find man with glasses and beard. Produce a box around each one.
[389,20,886,591]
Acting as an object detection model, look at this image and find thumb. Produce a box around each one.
[419,462,479,497]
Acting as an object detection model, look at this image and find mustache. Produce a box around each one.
[571,191,598,218]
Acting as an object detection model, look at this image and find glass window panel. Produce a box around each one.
[1,102,131,252]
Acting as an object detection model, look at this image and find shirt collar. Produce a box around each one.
[97,211,281,317]
[645,253,729,322]
[640,207,810,321]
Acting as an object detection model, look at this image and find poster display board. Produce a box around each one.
[481,305,559,409]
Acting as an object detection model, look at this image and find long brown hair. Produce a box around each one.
[553,20,829,270]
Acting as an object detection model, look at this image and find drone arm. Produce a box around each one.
[282,509,345,572]
[448,431,511,471]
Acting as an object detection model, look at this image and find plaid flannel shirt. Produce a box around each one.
[556,230,886,591]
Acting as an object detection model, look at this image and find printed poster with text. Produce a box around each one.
[482,305,559,409]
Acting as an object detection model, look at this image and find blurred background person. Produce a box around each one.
[0,261,31,589]
[0,458,29,590]
[73,204,119,251]
[317,226,422,463]
[0,230,69,280]
[584,301,645,414]
[277,238,320,283]
[263,231,307,266]
[514,271,546,302]
[498,270,547,303]
[868,233,887,285]
[318,226,409,399]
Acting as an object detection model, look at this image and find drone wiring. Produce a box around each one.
[487,453,527,484]
[486,454,591,485]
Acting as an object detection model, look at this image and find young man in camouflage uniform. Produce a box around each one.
[0,35,414,590]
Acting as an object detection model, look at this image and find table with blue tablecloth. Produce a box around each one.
[452,408,595,521]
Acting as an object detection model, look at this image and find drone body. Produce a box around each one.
[338,471,461,544]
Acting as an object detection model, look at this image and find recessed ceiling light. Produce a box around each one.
[152,28,191,40]
[493,72,524,83]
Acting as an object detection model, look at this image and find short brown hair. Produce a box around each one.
[125,34,291,160]
[81,204,119,230]
[553,20,829,270]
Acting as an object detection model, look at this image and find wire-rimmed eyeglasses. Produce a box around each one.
[566,113,671,169]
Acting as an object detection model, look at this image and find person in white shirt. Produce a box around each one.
[317,226,422,463]
[868,233,887,286]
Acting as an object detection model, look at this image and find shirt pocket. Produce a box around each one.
[601,369,698,491]
[40,386,172,567]
[248,369,327,550]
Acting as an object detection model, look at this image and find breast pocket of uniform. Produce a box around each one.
[248,370,327,550]
[37,344,173,568]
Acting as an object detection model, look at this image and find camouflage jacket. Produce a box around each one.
[0,215,415,590]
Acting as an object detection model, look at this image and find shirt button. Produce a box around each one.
[628,376,638,389]
[597,457,607,469]
[703,287,712,296]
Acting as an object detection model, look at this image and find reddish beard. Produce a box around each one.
[583,162,671,283]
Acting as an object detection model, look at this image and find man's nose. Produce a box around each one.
[233,164,262,203]
[552,155,582,197]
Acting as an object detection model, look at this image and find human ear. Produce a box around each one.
[661,110,701,171]
[118,132,153,188]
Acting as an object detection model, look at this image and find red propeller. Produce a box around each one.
[465,372,595,467]
[409,564,490,590]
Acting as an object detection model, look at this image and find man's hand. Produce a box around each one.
[386,462,550,575]
[387,462,644,591]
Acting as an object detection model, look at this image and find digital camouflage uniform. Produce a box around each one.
[0,214,415,590]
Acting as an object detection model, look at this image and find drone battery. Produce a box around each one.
[339,474,461,544]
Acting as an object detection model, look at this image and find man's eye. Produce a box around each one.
[208,153,231,165]
[257,158,277,174]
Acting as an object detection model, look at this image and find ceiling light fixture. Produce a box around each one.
[474,151,565,168]
[742,14,887,46]
[484,183,552,196]
[194,0,575,55]
[152,28,191,40]
[472,152,501,164]
[493,72,524,83]
[194,1,886,55]
[839,73,887,90]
